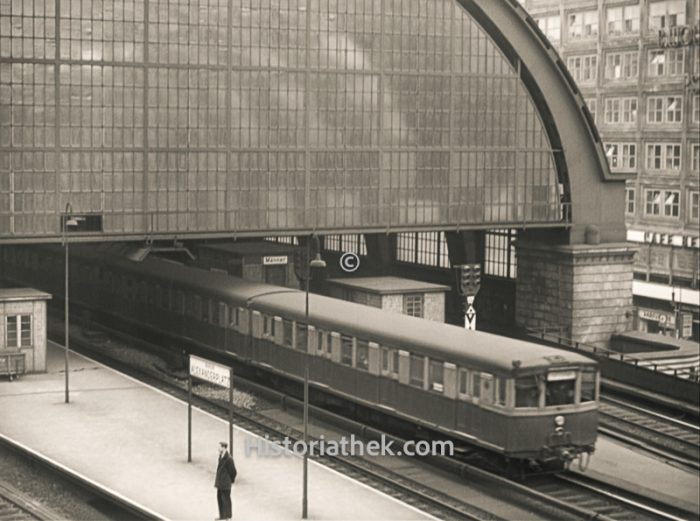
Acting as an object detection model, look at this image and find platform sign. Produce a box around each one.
[263,255,288,266]
[187,355,234,462]
[189,355,230,388]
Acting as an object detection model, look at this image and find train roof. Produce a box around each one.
[62,244,596,375]
[248,291,596,374]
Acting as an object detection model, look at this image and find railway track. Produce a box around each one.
[599,396,700,470]
[0,480,58,521]
[49,315,699,521]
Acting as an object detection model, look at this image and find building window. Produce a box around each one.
[323,234,367,255]
[649,0,686,30]
[646,143,682,171]
[5,315,32,348]
[645,189,662,215]
[584,98,597,123]
[647,96,682,124]
[396,232,449,268]
[693,95,699,123]
[663,191,680,217]
[690,192,700,222]
[648,49,685,77]
[409,354,424,388]
[567,55,598,83]
[485,229,517,279]
[605,51,638,80]
[606,143,637,171]
[626,187,635,215]
[607,4,640,35]
[403,294,424,318]
[604,97,637,124]
[568,10,598,40]
[535,14,561,42]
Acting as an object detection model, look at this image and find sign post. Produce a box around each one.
[188,355,234,462]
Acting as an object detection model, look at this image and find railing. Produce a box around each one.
[525,327,700,383]
[0,352,26,381]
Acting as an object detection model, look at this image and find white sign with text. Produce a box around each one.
[189,355,230,388]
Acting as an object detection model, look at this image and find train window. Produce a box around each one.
[138,281,147,303]
[409,354,424,388]
[340,335,353,366]
[429,360,444,393]
[296,323,308,351]
[176,290,185,315]
[155,285,162,308]
[381,347,390,372]
[263,315,275,337]
[472,372,481,398]
[230,307,240,327]
[458,369,469,396]
[515,376,540,408]
[580,369,597,402]
[193,295,202,320]
[356,340,369,371]
[545,371,576,406]
[496,377,507,406]
[147,284,155,306]
[282,319,293,347]
[317,330,325,353]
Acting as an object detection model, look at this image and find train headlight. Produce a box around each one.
[555,415,565,427]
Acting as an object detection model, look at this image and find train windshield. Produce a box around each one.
[515,376,539,407]
[545,371,575,406]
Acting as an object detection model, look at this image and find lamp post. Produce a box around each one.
[63,203,78,404]
[300,235,325,520]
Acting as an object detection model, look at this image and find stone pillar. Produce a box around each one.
[515,242,637,348]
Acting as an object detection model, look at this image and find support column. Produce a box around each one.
[515,241,637,348]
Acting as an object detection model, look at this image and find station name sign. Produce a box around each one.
[263,255,288,265]
[658,24,700,48]
[189,355,230,388]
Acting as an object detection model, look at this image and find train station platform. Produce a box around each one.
[576,436,699,515]
[0,342,432,521]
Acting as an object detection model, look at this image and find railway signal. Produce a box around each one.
[455,264,481,331]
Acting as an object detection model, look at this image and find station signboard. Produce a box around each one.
[189,355,230,388]
[263,255,288,266]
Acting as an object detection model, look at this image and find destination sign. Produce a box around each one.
[263,255,288,265]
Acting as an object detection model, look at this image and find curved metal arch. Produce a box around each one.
[457,0,626,244]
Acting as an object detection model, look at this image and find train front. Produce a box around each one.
[505,356,599,472]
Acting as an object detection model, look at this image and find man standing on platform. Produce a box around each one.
[215,441,237,520]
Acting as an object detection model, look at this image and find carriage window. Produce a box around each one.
[193,295,202,320]
[282,319,293,347]
[356,340,369,371]
[340,335,353,366]
[496,377,507,406]
[317,330,325,353]
[546,371,576,406]
[580,369,597,402]
[296,323,308,351]
[409,354,424,388]
[230,307,240,327]
[458,369,469,396]
[155,285,163,308]
[472,372,481,398]
[176,290,185,315]
[381,347,398,376]
[515,376,540,407]
[429,360,444,393]
[263,315,275,337]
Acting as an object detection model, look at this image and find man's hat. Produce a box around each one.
[219,441,228,448]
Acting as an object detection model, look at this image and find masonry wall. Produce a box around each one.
[516,242,636,347]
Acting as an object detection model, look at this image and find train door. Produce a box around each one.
[264,265,286,286]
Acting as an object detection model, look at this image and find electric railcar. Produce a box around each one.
[1,244,598,467]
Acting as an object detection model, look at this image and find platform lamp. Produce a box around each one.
[294,235,326,520]
[62,203,79,403]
